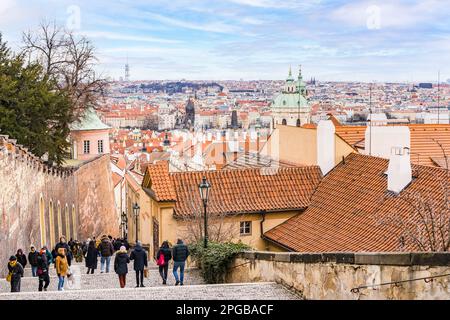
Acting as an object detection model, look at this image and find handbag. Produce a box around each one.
[6,272,12,282]
[143,268,148,278]
[156,252,165,266]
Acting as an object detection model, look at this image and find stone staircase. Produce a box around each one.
[0,261,300,300]
[0,282,299,300]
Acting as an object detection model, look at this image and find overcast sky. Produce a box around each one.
[1,0,449,82]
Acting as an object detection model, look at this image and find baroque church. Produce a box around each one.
[271,66,311,127]
[176,96,196,130]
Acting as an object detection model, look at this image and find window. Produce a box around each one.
[98,140,104,154]
[240,221,251,236]
[83,140,90,154]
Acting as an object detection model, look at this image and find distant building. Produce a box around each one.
[271,66,311,127]
[418,83,433,89]
[184,97,196,129]
[69,108,111,161]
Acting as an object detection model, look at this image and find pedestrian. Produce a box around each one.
[7,256,24,292]
[97,235,115,273]
[114,246,130,288]
[37,248,50,292]
[85,240,98,274]
[54,236,72,266]
[42,246,53,266]
[15,249,27,269]
[55,248,69,291]
[130,241,148,288]
[113,238,122,251]
[123,238,130,250]
[156,241,172,285]
[28,245,39,277]
[172,239,189,286]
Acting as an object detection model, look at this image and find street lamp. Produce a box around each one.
[198,176,211,248]
[133,203,140,244]
[121,211,128,239]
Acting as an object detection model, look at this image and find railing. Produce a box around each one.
[350,273,450,293]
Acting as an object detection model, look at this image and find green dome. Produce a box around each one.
[272,92,308,109]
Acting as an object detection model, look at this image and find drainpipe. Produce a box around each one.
[259,210,266,238]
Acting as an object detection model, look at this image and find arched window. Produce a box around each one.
[57,201,62,238]
[49,200,55,248]
[282,119,287,125]
[296,119,301,127]
[65,204,71,239]
[72,205,77,240]
[39,195,46,247]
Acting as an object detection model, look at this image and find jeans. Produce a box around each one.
[159,264,169,282]
[173,261,185,284]
[58,275,65,291]
[38,273,50,291]
[31,266,38,277]
[100,256,111,273]
[135,270,144,286]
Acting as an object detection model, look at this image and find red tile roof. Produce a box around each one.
[169,166,322,218]
[264,153,450,252]
[142,161,177,201]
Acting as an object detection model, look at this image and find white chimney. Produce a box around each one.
[365,126,410,158]
[317,120,335,175]
[387,147,412,193]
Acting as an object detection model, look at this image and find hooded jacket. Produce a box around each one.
[55,248,69,276]
[98,237,114,257]
[172,241,190,262]
[130,244,148,271]
[114,250,130,275]
[28,250,39,267]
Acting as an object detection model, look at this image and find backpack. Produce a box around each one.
[156,251,165,266]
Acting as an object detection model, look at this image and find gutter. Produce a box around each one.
[259,210,266,239]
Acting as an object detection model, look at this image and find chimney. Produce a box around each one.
[317,120,335,175]
[387,147,412,193]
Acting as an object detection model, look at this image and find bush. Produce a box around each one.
[189,241,251,284]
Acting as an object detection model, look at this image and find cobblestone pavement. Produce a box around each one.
[0,282,300,300]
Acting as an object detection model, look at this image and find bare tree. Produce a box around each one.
[376,139,449,251]
[177,183,240,244]
[22,21,107,119]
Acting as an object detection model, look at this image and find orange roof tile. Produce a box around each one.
[265,153,450,252]
[142,161,177,201]
[169,166,322,218]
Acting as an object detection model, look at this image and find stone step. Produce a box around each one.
[0,282,300,300]
[0,268,203,293]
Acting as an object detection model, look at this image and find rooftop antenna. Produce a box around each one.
[368,83,373,156]
[125,54,130,82]
[437,70,440,124]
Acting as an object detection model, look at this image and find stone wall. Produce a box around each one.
[0,135,118,277]
[226,251,450,300]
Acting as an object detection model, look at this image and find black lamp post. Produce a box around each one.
[121,211,128,239]
[133,203,140,244]
[198,176,211,248]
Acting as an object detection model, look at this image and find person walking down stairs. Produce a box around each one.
[114,246,130,288]
[85,240,98,274]
[98,235,115,273]
[130,241,148,288]
[55,248,69,291]
[37,248,50,292]
[28,246,39,277]
[7,256,24,292]
[172,239,189,286]
[156,241,172,285]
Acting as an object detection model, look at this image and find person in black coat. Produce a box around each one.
[130,241,148,288]
[172,239,190,286]
[7,256,24,292]
[28,246,39,277]
[85,241,98,274]
[15,249,27,269]
[114,246,130,288]
[156,241,172,285]
[37,249,50,291]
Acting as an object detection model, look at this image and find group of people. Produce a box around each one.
[6,236,72,292]
[6,235,191,293]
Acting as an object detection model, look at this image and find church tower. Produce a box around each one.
[184,96,196,130]
[271,65,311,127]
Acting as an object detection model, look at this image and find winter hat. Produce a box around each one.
[9,256,17,261]
[120,246,126,251]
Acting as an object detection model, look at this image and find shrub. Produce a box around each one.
[189,241,251,284]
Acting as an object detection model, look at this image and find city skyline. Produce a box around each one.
[1,0,450,82]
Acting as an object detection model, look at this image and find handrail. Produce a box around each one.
[350,273,450,293]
